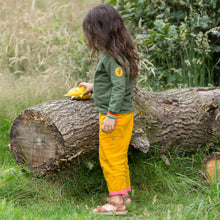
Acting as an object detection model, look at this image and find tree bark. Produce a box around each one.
[10,87,220,175]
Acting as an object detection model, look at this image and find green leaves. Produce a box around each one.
[109,0,220,90]
[108,0,117,5]
[0,167,24,186]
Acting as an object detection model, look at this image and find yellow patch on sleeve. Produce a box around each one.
[115,67,123,77]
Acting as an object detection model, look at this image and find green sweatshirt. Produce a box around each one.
[93,53,135,115]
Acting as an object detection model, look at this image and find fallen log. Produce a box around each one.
[10,87,220,175]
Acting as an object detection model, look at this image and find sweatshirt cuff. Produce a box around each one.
[107,111,117,119]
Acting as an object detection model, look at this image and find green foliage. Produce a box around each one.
[0,166,24,186]
[0,117,15,168]
[109,0,220,90]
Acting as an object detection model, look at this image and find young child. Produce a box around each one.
[79,3,139,215]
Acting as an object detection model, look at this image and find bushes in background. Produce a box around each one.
[109,0,220,90]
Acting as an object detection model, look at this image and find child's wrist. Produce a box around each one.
[107,111,117,120]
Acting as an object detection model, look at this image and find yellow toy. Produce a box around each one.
[64,86,92,100]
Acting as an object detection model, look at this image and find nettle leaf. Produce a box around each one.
[213,46,220,53]
[163,23,171,30]
[122,13,136,18]
[0,176,15,185]
[199,15,212,29]
[154,19,166,30]
[108,0,117,5]
[145,38,155,46]
[136,34,148,39]
[169,74,178,82]
[168,25,178,38]
[149,30,157,35]
[4,166,23,177]
[0,166,24,186]
[210,30,220,37]
[210,0,217,8]
[172,10,185,20]
[136,1,145,18]
[160,33,169,38]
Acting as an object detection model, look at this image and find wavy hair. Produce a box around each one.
[83,4,139,79]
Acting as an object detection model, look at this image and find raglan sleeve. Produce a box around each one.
[105,56,126,115]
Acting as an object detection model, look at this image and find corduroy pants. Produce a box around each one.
[99,112,133,196]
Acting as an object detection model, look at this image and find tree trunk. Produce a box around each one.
[10,87,220,175]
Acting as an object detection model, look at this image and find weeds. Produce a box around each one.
[0,166,24,186]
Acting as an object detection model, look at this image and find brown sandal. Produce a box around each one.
[93,201,128,215]
[122,195,131,204]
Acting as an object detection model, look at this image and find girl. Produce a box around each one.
[80,3,139,215]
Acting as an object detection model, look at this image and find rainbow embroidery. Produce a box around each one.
[107,111,118,126]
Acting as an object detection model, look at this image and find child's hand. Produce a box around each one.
[79,82,93,94]
[102,117,115,133]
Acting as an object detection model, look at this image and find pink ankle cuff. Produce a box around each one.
[109,187,131,196]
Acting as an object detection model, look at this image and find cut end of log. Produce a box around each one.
[201,153,220,185]
[9,109,65,175]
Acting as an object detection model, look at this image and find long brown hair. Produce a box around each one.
[83,4,139,79]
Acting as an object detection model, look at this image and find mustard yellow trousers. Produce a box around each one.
[99,112,133,196]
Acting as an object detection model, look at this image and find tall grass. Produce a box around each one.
[0,0,96,121]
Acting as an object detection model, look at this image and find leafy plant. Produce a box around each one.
[0,166,24,186]
[109,0,220,90]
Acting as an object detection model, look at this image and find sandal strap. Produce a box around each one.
[96,206,107,213]
[108,201,125,211]
[122,195,130,200]
[94,202,126,213]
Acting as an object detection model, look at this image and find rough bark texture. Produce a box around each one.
[10,87,220,175]
[133,87,220,153]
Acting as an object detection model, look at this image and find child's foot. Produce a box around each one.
[100,194,131,204]
[122,194,131,204]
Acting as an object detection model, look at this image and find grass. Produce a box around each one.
[0,0,97,121]
[1,0,220,219]
[1,142,220,219]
